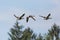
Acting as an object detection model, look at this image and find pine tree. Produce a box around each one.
[36,34,43,40]
[8,20,37,40]
[31,33,37,40]
[52,24,60,40]
[8,21,23,40]
[48,23,60,40]
[44,33,52,40]
[21,27,34,40]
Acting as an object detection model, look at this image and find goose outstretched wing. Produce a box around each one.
[39,15,46,18]
[26,17,29,22]
[29,15,36,21]
[14,14,18,18]
[46,13,51,18]
[20,13,25,18]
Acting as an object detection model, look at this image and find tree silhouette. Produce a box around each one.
[21,27,34,40]
[8,21,37,40]
[36,33,43,40]
[48,23,60,40]
[8,15,60,40]
[8,21,23,40]
[52,24,60,40]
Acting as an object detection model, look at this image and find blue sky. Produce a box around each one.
[0,0,60,40]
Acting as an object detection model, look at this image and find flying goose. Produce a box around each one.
[14,13,25,20]
[39,13,52,20]
[26,15,36,22]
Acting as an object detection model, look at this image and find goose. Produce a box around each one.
[26,15,36,22]
[14,13,25,20]
[39,13,52,20]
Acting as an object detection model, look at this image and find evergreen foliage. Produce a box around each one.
[8,21,60,40]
